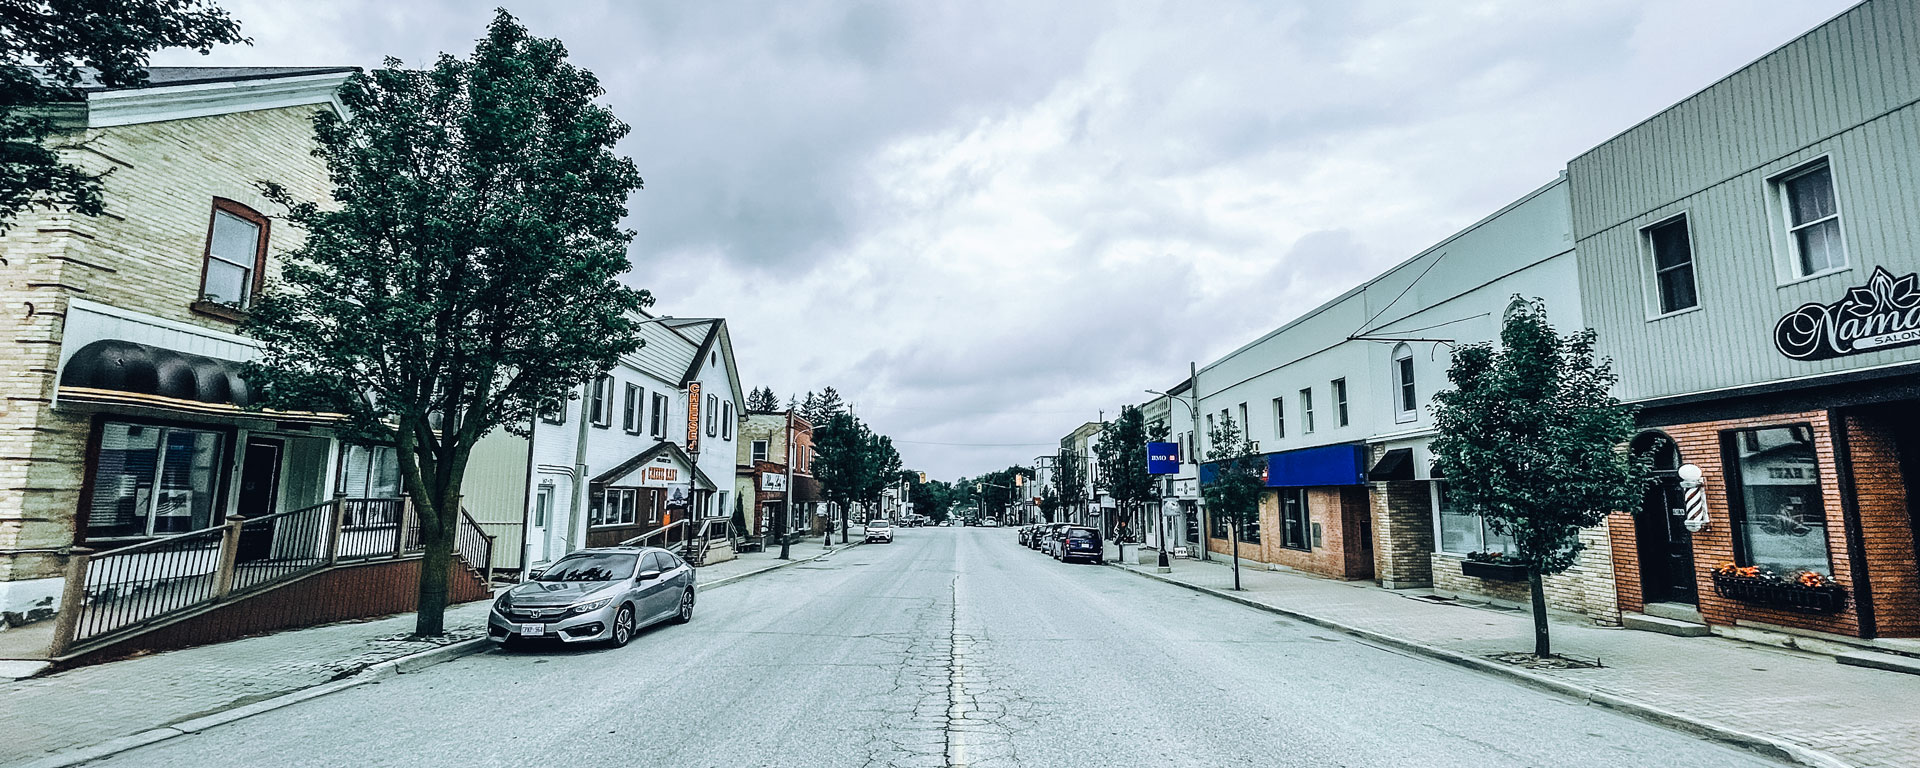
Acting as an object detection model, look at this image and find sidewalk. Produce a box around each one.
[1110,550,1920,768]
[0,535,859,768]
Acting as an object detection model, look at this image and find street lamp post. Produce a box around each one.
[1147,365,1206,567]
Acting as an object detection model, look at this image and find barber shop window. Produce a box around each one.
[1279,488,1310,551]
[199,199,269,310]
[1644,214,1698,315]
[1773,159,1846,278]
[1433,481,1514,556]
[84,423,222,539]
[1726,425,1831,576]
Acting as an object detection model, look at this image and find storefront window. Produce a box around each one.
[1433,481,1514,556]
[86,422,221,539]
[595,488,638,527]
[338,445,400,498]
[1279,488,1310,550]
[1728,426,1831,576]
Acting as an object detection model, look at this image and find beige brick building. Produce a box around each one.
[0,68,356,637]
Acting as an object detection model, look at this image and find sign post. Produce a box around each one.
[1146,441,1180,571]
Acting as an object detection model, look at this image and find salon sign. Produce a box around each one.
[1775,267,1920,361]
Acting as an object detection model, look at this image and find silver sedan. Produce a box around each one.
[489,546,696,648]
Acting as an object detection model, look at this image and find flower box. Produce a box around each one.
[1460,559,1530,582]
[1710,572,1847,614]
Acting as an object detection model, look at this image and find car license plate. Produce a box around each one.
[520,623,545,637]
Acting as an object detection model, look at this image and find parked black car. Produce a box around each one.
[1048,526,1102,563]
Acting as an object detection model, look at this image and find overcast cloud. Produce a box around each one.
[155,0,1855,479]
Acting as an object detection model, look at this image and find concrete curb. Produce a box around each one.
[701,539,864,591]
[7,636,491,768]
[12,539,874,768]
[1107,564,1853,768]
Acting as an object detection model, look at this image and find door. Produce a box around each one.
[235,439,283,562]
[531,486,553,565]
[1633,433,1696,605]
[636,552,676,621]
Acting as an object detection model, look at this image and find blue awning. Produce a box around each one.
[1200,443,1368,488]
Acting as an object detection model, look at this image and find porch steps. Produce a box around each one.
[1835,650,1920,677]
[1623,612,1712,638]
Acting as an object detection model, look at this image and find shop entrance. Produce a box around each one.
[1884,405,1920,599]
[1634,432,1696,605]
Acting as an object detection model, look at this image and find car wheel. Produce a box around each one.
[672,588,695,624]
[609,603,636,648]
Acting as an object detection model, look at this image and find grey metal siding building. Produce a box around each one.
[1571,0,1920,641]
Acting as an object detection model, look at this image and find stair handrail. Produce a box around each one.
[619,518,686,547]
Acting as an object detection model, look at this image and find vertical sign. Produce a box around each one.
[1146,442,1180,475]
[686,382,702,454]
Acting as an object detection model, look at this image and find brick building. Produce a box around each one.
[734,409,817,544]
[0,68,356,637]
[1574,0,1920,640]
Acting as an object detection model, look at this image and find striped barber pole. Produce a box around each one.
[1682,483,1710,532]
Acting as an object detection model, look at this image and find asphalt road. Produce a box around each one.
[89,528,1784,768]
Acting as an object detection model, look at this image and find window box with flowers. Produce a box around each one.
[1711,563,1847,614]
[1460,551,1530,582]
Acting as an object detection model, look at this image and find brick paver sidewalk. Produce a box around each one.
[1115,552,1920,768]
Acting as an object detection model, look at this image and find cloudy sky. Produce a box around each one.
[156,0,1853,479]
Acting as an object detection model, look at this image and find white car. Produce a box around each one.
[865,519,894,543]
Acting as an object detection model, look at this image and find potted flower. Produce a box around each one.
[1710,562,1847,614]
[1460,550,1530,582]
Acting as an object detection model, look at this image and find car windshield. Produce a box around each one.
[537,553,637,582]
[870,520,890,527]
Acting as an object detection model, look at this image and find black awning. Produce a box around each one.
[1429,462,1445,479]
[60,339,254,407]
[1367,448,1414,481]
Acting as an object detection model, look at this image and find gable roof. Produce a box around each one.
[662,317,747,408]
[590,440,717,491]
[67,66,357,128]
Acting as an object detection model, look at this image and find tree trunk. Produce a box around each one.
[414,494,458,637]
[1230,517,1241,591]
[1529,568,1551,658]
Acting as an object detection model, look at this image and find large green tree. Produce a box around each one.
[1430,297,1643,657]
[1,0,245,231]
[1094,405,1169,546]
[1201,414,1262,590]
[244,12,647,636]
[745,386,780,412]
[811,411,869,542]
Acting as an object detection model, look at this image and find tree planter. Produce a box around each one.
[1460,559,1530,582]
[1711,573,1847,614]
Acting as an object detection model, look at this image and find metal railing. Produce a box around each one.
[59,523,229,649]
[50,494,499,656]
[230,501,334,592]
[620,519,686,547]
[471,521,523,572]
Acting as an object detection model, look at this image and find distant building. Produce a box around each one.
[734,409,818,546]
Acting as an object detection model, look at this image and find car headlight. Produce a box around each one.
[568,597,614,615]
[493,596,512,614]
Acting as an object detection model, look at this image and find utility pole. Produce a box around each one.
[1191,361,1209,562]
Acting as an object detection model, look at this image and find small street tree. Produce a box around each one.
[1051,447,1087,525]
[1037,485,1060,523]
[1,0,244,230]
[1430,297,1643,658]
[1201,414,1263,590]
[243,12,647,636]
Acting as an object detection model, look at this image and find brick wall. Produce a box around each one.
[1369,476,1434,588]
[1841,408,1920,638]
[0,105,334,583]
[1206,486,1371,580]
[1611,411,1874,636]
[1434,521,1621,625]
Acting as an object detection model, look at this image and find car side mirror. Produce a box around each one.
[637,570,663,581]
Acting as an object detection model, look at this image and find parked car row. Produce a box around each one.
[1017,522,1103,564]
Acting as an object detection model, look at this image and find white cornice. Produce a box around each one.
[86,72,351,128]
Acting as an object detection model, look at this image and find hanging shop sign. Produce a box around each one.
[761,473,788,492]
[1146,442,1180,475]
[685,382,702,453]
[1775,267,1920,361]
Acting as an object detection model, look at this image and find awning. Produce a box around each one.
[1200,443,1368,488]
[1368,448,1414,481]
[591,441,717,491]
[59,339,253,406]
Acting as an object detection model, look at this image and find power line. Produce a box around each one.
[891,439,1060,447]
